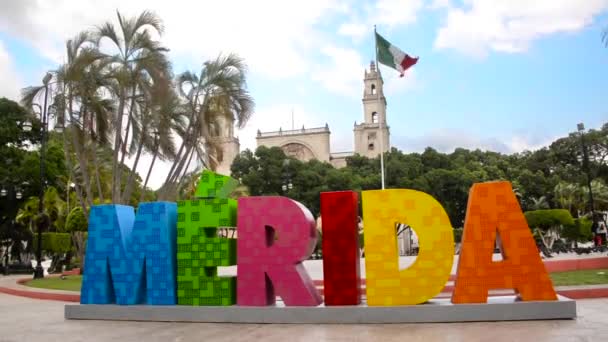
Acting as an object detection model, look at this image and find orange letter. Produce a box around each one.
[452,181,557,303]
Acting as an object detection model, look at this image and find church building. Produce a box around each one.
[214,61,390,174]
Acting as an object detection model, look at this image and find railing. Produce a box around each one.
[331,151,354,159]
[257,126,329,138]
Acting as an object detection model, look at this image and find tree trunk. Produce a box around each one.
[72,231,87,273]
[121,134,145,204]
[61,121,88,219]
[83,104,104,203]
[174,146,197,198]
[116,88,137,203]
[90,139,104,202]
[165,143,195,200]
[68,91,94,207]
[159,125,191,199]
[140,149,158,203]
[111,89,126,203]
[536,228,555,257]
[180,146,197,184]
[159,84,205,199]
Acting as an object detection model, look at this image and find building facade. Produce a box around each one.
[255,62,390,168]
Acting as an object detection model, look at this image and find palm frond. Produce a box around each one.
[20,85,47,109]
[95,21,123,57]
[134,10,165,36]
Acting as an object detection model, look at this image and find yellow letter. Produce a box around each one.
[363,189,454,306]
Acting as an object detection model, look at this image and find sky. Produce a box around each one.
[1,0,608,189]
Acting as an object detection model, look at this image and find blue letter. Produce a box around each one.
[81,202,177,305]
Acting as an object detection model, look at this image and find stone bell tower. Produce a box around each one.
[211,115,240,176]
[353,61,390,158]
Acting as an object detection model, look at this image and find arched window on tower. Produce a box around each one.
[372,112,379,123]
[371,84,376,95]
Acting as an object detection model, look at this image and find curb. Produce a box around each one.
[2,282,608,303]
[0,286,80,302]
[3,257,608,303]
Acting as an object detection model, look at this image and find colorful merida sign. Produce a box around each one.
[80,171,557,307]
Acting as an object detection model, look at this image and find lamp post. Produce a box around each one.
[281,159,293,193]
[577,123,596,231]
[1,184,23,275]
[22,72,63,279]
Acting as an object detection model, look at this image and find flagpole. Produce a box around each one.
[375,25,386,190]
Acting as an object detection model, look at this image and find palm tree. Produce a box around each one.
[16,187,67,236]
[55,31,107,209]
[554,182,583,216]
[586,179,608,211]
[139,91,184,202]
[121,78,179,203]
[21,31,110,217]
[159,54,254,200]
[530,196,550,210]
[94,10,169,203]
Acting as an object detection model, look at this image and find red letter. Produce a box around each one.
[320,191,361,305]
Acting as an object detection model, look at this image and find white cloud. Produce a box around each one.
[338,22,368,41]
[383,66,419,95]
[0,40,21,100]
[434,0,608,57]
[0,0,348,79]
[312,46,366,98]
[428,0,451,10]
[312,46,420,98]
[338,0,425,41]
[393,128,557,154]
[373,0,425,27]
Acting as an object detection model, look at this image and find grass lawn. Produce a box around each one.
[20,269,608,292]
[550,269,608,286]
[25,275,82,292]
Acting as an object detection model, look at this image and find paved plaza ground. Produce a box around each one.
[2,253,608,341]
[0,293,607,341]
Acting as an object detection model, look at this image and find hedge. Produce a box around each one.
[31,233,73,254]
[524,209,574,230]
[562,217,593,243]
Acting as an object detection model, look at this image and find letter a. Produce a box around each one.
[452,181,557,303]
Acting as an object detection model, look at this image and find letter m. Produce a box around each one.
[81,203,177,305]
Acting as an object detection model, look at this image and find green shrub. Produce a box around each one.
[524,209,574,229]
[32,233,73,253]
[562,217,593,243]
[65,207,87,232]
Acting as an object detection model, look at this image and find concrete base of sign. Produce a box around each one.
[65,295,576,324]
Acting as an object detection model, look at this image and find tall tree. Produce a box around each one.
[160,54,254,200]
[94,10,169,203]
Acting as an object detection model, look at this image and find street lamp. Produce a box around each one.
[25,72,57,279]
[22,121,32,132]
[1,182,25,275]
[281,159,293,193]
[577,123,596,232]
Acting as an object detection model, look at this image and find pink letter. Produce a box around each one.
[237,196,322,306]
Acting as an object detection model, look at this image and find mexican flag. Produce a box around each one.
[376,32,418,77]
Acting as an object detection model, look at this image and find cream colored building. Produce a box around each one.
[255,62,390,168]
[211,116,240,176]
[213,62,390,173]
